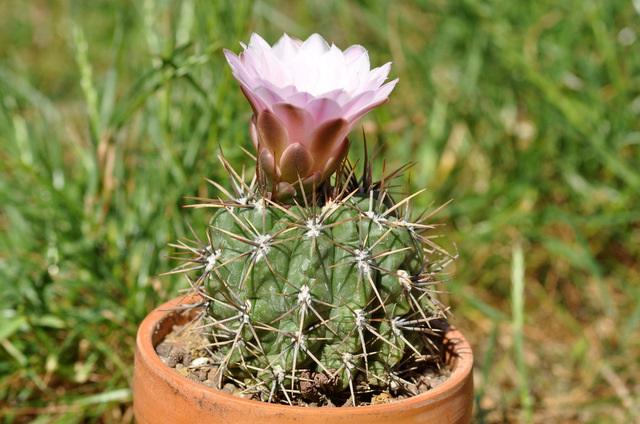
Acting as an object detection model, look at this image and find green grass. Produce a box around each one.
[0,0,638,422]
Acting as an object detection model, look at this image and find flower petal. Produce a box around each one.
[252,86,286,109]
[247,33,272,53]
[301,34,331,56]
[272,33,301,62]
[322,137,350,180]
[271,103,314,145]
[257,110,289,160]
[258,148,279,180]
[241,85,266,116]
[366,62,393,88]
[305,98,344,126]
[285,91,315,108]
[249,116,259,151]
[308,118,349,169]
[278,143,314,183]
[224,49,257,89]
[343,45,369,66]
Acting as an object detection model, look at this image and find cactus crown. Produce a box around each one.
[167,149,456,406]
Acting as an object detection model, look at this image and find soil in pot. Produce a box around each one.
[154,303,453,408]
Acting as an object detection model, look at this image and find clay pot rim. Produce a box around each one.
[137,296,473,415]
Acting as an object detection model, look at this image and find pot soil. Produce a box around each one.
[133,297,474,424]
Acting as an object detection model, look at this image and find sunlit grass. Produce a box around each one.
[1,0,638,422]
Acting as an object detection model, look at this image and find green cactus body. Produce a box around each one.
[192,190,442,400]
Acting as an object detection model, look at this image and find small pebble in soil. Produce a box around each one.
[371,393,394,405]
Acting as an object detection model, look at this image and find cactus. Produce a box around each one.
[168,157,455,404]
[165,33,455,405]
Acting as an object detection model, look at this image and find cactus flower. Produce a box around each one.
[224,33,398,193]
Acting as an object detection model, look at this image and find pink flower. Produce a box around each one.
[224,33,398,193]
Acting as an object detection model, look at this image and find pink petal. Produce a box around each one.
[258,148,279,180]
[278,143,315,183]
[240,85,267,116]
[289,50,321,94]
[224,50,256,88]
[258,47,293,87]
[252,86,286,109]
[319,88,347,102]
[366,63,393,88]
[256,80,298,99]
[274,182,297,199]
[305,98,344,126]
[314,45,349,95]
[301,34,331,56]
[257,110,290,161]
[249,116,259,151]
[347,97,389,127]
[271,103,315,145]
[308,118,349,170]
[343,45,368,66]
[285,91,315,108]
[321,137,350,180]
[373,78,399,101]
[247,33,272,52]
[341,90,377,122]
[341,78,397,123]
[272,33,301,61]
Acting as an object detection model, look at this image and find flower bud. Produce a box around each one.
[225,33,398,194]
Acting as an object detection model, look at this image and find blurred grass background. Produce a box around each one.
[0,0,638,422]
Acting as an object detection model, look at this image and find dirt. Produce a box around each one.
[156,322,451,407]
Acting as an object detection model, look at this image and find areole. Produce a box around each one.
[133,297,474,424]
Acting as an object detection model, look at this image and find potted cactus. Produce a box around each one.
[133,34,473,423]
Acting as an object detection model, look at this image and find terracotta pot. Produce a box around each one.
[133,297,474,424]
